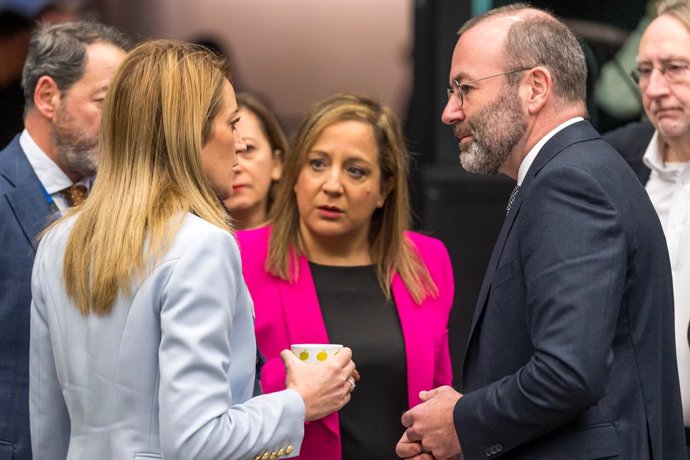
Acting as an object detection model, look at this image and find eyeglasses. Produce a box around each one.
[446,68,529,107]
[630,61,690,87]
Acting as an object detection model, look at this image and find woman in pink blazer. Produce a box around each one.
[237,94,454,460]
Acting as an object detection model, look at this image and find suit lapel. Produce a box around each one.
[465,121,600,349]
[467,187,523,339]
[1,139,55,250]
[279,256,330,345]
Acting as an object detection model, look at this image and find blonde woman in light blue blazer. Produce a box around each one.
[29,40,357,460]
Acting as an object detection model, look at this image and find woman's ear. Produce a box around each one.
[377,177,394,208]
[271,149,283,181]
[33,75,62,120]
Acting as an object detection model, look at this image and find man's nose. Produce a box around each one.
[441,96,465,126]
[644,68,671,99]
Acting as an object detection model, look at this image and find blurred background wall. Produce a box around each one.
[98,0,414,133]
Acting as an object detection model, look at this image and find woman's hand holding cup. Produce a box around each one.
[282,345,358,421]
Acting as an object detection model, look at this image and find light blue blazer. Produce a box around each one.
[30,213,305,460]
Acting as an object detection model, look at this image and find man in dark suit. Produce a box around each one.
[603,119,655,183]
[397,4,686,459]
[0,22,128,460]
[604,2,690,454]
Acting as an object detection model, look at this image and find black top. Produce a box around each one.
[310,262,408,460]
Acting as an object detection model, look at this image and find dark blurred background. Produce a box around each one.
[0,0,651,386]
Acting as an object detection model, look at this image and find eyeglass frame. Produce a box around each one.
[446,68,530,107]
[630,61,690,87]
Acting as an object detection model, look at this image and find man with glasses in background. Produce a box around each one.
[396,3,686,459]
[605,1,690,454]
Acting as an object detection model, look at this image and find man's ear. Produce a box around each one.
[33,75,62,120]
[524,66,551,114]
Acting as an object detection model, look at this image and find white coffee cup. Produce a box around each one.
[291,343,343,363]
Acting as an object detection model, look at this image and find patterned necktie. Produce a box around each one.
[60,184,89,207]
[506,184,520,216]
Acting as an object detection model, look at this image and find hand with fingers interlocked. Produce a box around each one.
[396,386,463,460]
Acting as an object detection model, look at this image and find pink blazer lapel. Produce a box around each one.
[279,255,340,439]
[392,274,434,408]
[279,256,330,344]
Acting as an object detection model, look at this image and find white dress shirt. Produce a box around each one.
[517,117,584,185]
[19,130,90,211]
[643,131,690,427]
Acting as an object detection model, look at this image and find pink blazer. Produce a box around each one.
[236,226,454,460]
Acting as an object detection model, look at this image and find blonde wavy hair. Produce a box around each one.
[267,93,437,304]
[59,39,232,315]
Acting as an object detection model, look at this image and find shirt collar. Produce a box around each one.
[517,117,584,185]
[19,129,90,192]
[643,130,687,180]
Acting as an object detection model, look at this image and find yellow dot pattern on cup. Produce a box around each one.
[317,350,328,361]
[299,351,309,361]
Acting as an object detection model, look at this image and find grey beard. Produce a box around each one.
[456,85,526,176]
[459,139,505,175]
[51,125,99,179]
[62,145,98,178]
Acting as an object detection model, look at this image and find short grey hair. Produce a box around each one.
[459,4,587,105]
[21,21,131,110]
[503,15,587,103]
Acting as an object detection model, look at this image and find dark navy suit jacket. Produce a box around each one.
[603,119,655,185]
[605,120,690,446]
[455,121,686,459]
[0,136,55,460]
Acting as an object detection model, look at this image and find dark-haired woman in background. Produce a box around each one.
[224,93,285,230]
